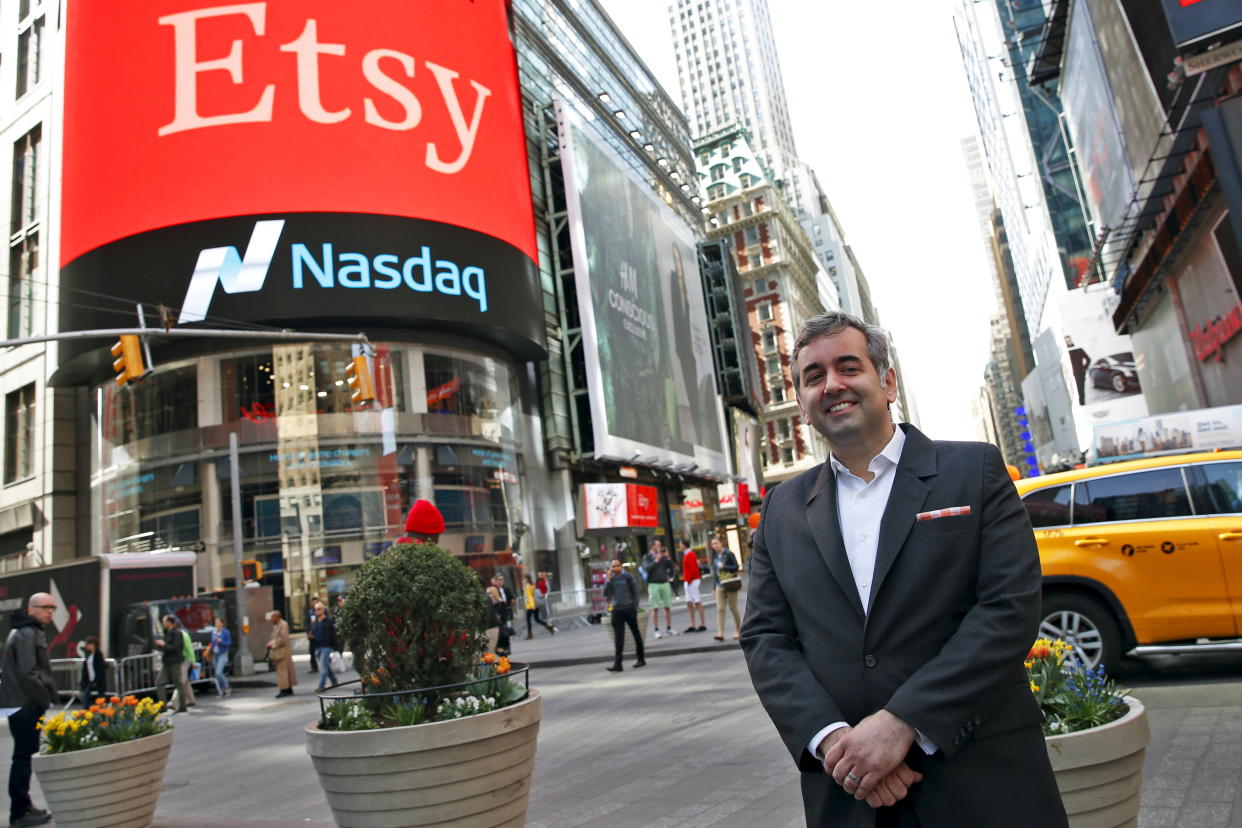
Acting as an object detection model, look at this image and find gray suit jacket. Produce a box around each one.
[740,424,1066,827]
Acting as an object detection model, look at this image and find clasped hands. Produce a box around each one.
[820,710,923,808]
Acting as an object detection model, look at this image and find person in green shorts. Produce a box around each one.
[645,540,679,639]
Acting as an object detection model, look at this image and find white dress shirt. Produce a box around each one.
[807,426,938,759]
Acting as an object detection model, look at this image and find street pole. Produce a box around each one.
[230,432,256,676]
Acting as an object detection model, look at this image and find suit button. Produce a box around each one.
[864,654,877,668]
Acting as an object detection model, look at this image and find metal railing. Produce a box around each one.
[50,652,220,701]
[314,662,531,725]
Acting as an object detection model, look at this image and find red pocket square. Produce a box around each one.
[916,506,972,521]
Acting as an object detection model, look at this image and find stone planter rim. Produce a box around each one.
[32,727,174,771]
[307,686,539,739]
[1044,694,1145,746]
[311,660,531,722]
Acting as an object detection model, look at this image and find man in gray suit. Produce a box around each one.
[740,312,1065,827]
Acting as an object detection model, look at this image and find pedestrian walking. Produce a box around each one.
[645,540,679,639]
[741,310,1066,826]
[267,610,297,698]
[179,624,198,706]
[79,635,107,705]
[309,601,341,689]
[306,599,319,675]
[710,536,742,641]
[154,615,192,714]
[523,575,555,638]
[603,558,645,672]
[0,593,58,826]
[207,617,232,697]
[680,539,707,632]
[486,574,515,656]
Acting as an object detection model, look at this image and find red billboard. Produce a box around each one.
[581,483,660,531]
[58,0,543,370]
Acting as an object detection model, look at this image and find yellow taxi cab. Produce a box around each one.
[1014,450,1242,673]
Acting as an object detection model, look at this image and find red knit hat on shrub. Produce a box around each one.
[404,500,445,535]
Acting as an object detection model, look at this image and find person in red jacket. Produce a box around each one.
[680,539,707,632]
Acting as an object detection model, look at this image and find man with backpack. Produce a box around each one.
[0,593,58,826]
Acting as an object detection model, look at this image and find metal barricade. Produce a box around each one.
[49,650,217,704]
[116,652,162,696]
[543,587,606,626]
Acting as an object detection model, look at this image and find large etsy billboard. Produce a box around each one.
[556,103,729,478]
[59,0,542,364]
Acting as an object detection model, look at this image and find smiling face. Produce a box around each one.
[794,327,897,460]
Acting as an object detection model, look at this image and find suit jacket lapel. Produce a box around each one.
[806,462,866,619]
[867,424,936,615]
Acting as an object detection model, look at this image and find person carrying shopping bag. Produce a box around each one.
[711,536,742,641]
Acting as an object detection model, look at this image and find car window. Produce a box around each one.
[1022,485,1071,527]
[1192,462,1242,514]
[1076,468,1192,524]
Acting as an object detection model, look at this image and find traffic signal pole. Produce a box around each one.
[0,327,369,348]
[229,432,256,678]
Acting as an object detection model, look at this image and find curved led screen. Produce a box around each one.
[59,0,542,365]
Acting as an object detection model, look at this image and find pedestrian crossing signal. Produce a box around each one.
[110,335,149,386]
[346,354,376,404]
[241,560,262,582]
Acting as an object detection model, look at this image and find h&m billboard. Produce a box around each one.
[59,0,542,368]
[556,103,730,478]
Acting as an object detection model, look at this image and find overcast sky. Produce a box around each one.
[598,0,996,440]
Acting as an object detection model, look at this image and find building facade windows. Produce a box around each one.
[756,301,773,321]
[8,125,40,339]
[4,384,35,483]
[16,1,45,98]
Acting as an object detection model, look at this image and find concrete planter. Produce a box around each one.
[306,689,541,827]
[32,728,173,828]
[1045,696,1149,828]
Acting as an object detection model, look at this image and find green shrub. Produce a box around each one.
[336,541,490,694]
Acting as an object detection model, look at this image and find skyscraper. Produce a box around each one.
[669,0,800,204]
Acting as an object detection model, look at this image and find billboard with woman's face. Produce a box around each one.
[557,103,728,477]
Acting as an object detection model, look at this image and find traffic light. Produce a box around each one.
[241,559,262,582]
[345,354,376,404]
[110,335,149,386]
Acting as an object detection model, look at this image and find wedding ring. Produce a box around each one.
[846,772,861,783]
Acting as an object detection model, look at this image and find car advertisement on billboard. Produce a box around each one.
[1060,285,1149,437]
[556,103,729,477]
[59,0,543,370]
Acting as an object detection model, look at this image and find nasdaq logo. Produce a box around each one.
[179,220,285,323]
[179,219,489,320]
[290,243,488,311]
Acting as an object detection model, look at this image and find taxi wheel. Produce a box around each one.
[1039,593,1121,675]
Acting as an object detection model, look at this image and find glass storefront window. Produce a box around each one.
[93,341,528,619]
[222,346,407,425]
[105,364,198,446]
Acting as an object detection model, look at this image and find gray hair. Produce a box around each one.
[791,311,892,391]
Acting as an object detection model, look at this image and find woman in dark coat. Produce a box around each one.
[80,636,107,704]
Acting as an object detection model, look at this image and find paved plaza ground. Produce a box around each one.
[0,599,1238,826]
